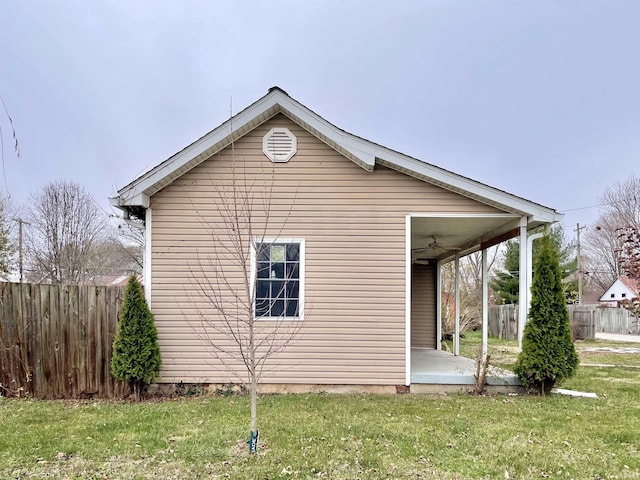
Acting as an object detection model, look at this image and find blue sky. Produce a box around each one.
[1,0,639,237]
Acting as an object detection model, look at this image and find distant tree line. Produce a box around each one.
[0,179,141,285]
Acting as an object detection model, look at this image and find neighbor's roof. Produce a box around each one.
[599,276,640,302]
[111,86,562,224]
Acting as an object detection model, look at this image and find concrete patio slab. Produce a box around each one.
[410,348,520,386]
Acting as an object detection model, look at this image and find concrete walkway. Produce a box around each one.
[595,332,640,343]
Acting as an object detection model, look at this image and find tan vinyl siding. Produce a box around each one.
[411,263,437,349]
[150,114,501,385]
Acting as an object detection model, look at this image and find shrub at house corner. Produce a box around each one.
[111,275,161,400]
[515,234,579,394]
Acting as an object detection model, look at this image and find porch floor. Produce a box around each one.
[410,348,520,386]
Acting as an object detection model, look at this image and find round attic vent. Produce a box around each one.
[263,127,297,163]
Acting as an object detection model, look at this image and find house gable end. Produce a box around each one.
[112,87,561,225]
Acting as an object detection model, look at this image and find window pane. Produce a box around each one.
[256,280,269,299]
[271,300,285,317]
[286,280,299,299]
[271,245,285,262]
[286,262,299,280]
[257,262,270,279]
[286,243,299,261]
[271,280,285,299]
[286,299,299,317]
[255,299,269,317]
[271,263,284,279]
[257,244,270,262]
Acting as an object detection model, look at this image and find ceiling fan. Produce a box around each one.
[412,235,462,254]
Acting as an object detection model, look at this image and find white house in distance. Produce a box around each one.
[599,276,640,306]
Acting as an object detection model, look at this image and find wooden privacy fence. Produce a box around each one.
[0,282,127,399]
[488,304,518,340]
[567,305,639,337]
[488,304,639,341]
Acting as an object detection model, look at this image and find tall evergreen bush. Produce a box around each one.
[111,275,161,400]
[514,234,579,394]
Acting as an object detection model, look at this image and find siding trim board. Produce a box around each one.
[405,214,411,386]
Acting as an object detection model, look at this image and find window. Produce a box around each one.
[254,240,304,319]
[611,293,615,298]
[621,293,627,298]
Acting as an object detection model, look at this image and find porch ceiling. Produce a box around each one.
[411,214,524,261]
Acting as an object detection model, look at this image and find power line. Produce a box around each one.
[560,198,637,214]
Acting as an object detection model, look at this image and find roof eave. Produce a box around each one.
[114,87,562,223]
[116,89,376,207]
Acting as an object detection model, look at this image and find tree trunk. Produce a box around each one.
[249,374,258,453]
[248,333,258,454]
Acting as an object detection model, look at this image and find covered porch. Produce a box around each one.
[406,212,558,387]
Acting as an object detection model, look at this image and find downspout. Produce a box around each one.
[526,232,544,316]
[518,218,528,351]
[144,208,152,308]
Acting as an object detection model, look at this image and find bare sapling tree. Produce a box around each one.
[189,157,301,454]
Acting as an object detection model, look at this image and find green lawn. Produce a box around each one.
[1,335,638,479]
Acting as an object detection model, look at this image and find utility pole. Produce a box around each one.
[575,223,587,305]
[13,218,29,283]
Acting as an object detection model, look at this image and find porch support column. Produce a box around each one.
[481,247,488,359]
[518,217,528,351]
[454,254,460,356]
[436,260,442,351]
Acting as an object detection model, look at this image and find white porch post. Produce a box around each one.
[454,254,460,356]
[518,217,528,351]
[482,247,488,359]
[436,260,442,351]
[405,215,411,386]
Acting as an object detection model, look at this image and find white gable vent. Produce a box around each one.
[263,127,297,163]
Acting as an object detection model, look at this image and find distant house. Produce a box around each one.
[111,87,562,391]
[599,276,640,306]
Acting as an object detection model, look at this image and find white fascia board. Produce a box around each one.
[276,98,376,169]
[378,154,562,222]
[117,90,375,206]
[117,101,277,205]
[115,87,562,222]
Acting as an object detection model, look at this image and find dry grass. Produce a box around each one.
[1,332,638,479]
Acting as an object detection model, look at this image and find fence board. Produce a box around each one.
[488,304,517,340]
[488,304,638,340]
[0,282,126,399]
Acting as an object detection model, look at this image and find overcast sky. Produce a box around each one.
[1,0,639,240]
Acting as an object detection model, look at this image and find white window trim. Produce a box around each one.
[250,238,305,321]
